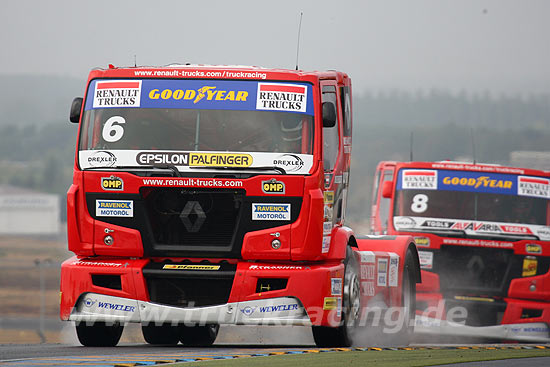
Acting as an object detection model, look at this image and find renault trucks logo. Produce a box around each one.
[180,201,206,232]
[148,86,249,103]
[256,83,307,112]
[101,176,123,191]
[273,154,303,172]
[262,179,285,194]
[402,170,437,189]
[96,200,133,217]
[88,151,117,167]
[252,203,291,221]
[93,80,141,108]
[518,176,550,198]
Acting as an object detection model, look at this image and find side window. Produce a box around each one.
[322,86,339,172]
[340,86,351,137]
[379,169,394,233]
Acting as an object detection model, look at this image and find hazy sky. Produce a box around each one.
[2,0,549,94]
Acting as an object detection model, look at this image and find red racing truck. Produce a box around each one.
[371,160,550,342]
[60,64,420,347]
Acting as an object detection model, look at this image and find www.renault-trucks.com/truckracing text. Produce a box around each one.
[371,160,550,343]
[60,64,420,347]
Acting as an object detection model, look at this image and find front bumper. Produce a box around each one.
[70,293,311,326]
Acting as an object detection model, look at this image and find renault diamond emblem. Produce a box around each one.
[180,201,206,232]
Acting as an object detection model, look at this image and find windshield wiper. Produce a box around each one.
[190,166,287,174]
[84,165,181,177]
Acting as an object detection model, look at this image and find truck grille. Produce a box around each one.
[143,188,243,248]
[434,246,519,297]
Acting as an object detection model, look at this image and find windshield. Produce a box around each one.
[78,79,314,174]
[393,169,550,237]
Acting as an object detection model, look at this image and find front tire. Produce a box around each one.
[391,250,417,346]
[312,246,360,347]
[179,324,219,346]
[76,322,124,347]
[142,323,180,345]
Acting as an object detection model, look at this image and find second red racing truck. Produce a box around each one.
[371,160,550,342]
[60,64,421,347]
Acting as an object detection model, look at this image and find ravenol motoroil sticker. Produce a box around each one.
[101,176,123,191]
[522,256,537,277]
[163,264,220,270]
[93,80,142,108]
[252,203,291,221]
[96,200,133,217]
[85,79,314,115]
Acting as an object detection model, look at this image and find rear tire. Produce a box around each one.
[142,323,180,345]
[179,324,219,346]
[76,322,124,347]
[391,250,417,346]
[312,246,360,347]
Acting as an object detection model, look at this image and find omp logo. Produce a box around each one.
[526,244,542,254]
[179,201,206,232]
[442,176,513,189]
[148,86,248,102]
[189,153,252,167]
[101,176,123,191]
[262,179,285,194]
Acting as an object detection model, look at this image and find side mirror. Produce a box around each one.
[322,102,336,128]
[69,97,83,123]
[382,180,394,198]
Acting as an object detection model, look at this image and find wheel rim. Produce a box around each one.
[344,268,361,327]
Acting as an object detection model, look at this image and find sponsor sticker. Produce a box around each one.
[322,236,331,253]
[401,170,438,190]
[331,278,343,296]
[388,254,399,287]
[323,221,333,235]
[262,179,285,194]
[323,297,338,310]
[377,258,388,287]
[362,281,375,296]
[526,244,542,254]
[361,264,375,280]
[273,154,304,172]
[189,152,252,167]
[96,200,133,217]
[414,237,430,247]
[358,251,376,263]
[522,256,538,277]
[163,264,220,270]
[518,176,550,199]
[101,176,123,191]
[324,191,334,204]
[93,80,142,108]
[88,151,117,167]
[249,264,307,270]
[394,216,417,229]
[256,83,307,113]
[252,203,291,221]
[418,251,434,270]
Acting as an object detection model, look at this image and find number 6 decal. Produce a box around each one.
[102,116,126,142]
[411,194,428,213]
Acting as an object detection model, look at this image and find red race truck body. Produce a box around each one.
[371,160,550,342]
[61,65,420,347]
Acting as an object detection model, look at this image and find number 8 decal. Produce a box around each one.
[411,194,428,213]
[102,116,126,143]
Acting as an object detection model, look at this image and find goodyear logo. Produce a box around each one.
[262,179,285,194]
[189,153,252,167]
[96,200,133,217]
[163,264,220,270]
[442,176,513,189]
[526,244,542,254]
[101,176,123,191]
[252,203,291,221]
[149,86,248,103]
